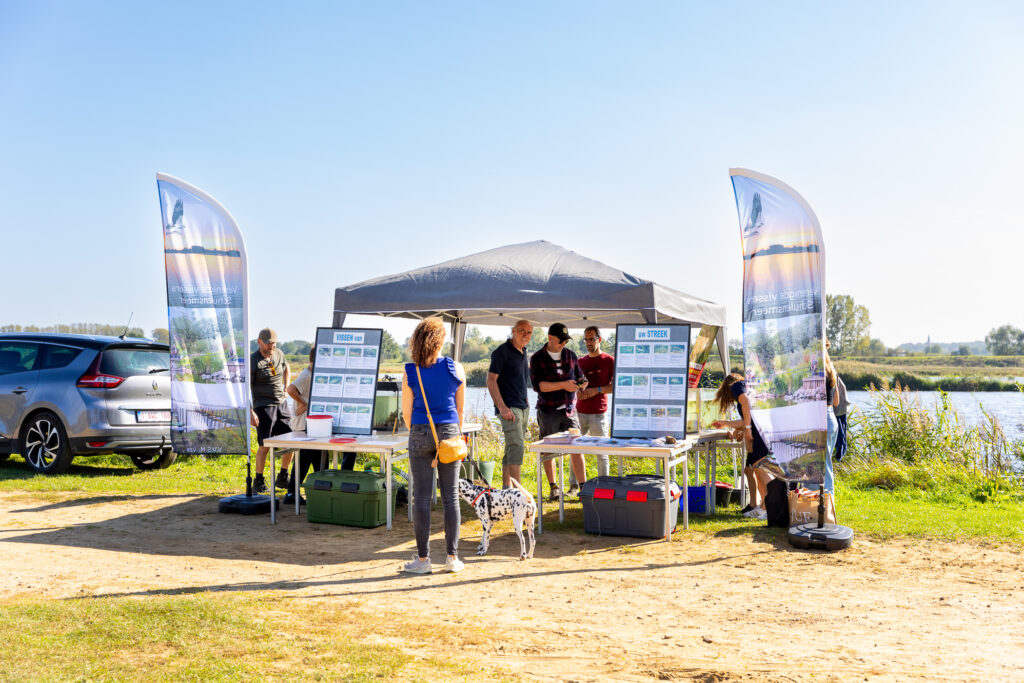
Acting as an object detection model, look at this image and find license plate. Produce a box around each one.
[137,410,171,423]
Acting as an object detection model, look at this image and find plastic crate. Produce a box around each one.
[302,469,395,528]
[579,475,680,539]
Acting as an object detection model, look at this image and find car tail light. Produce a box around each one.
[86,441,108,448]
[77,353,125,389]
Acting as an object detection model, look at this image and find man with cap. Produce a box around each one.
[249,327,293,494]
[530,322,588,501]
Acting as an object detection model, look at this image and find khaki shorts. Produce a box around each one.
[499,406,530,466]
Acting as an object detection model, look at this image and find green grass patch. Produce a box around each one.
[0,593,502,681]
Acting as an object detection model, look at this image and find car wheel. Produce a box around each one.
[130,450,177,470]
[20,411,74,474]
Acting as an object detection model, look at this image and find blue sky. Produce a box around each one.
[2,2,1021,347]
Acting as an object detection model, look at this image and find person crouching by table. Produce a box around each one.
[711,372,774,521]
[530,322,587,501]
[401,316,467,574]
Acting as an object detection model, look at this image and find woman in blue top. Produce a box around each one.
[400,317,466,574]
[712,372,775,520]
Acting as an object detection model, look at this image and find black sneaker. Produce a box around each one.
[275,470,290,489]
[252,474,268,494]
[739,504,754,515]
[283,492,306,506]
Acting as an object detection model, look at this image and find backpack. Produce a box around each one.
[764,479,790,527]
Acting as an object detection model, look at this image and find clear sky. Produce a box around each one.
[2,1,1021,347]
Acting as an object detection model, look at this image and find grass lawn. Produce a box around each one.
[0,593,505,681]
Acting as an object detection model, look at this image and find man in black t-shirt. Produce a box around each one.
[486,319,533,487]
[249,327,293,494]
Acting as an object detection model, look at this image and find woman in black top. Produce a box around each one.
[712,372,775,519]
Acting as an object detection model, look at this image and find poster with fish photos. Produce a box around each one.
[611,324,689,440]
[308,327,383,436]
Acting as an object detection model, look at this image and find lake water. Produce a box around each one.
[463,387,1024,440]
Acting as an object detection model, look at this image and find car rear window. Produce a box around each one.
[100,348,169,377]
[38,344,84,370]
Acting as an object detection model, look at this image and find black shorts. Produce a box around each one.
[746,451,766,468]
[254,404,293,445]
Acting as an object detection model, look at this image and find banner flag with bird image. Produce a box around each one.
[729,169,827,484]
[157,174,250,455]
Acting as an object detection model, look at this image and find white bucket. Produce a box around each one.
[306,414,333,438]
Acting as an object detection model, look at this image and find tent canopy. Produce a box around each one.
[333,240,729,370]
[334,240,726,328]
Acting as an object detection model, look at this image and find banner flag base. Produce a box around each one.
[218,493,279,515]
[787,522,854,551]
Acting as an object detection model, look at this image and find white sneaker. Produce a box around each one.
[742,507,764,518]
[753,509,768,520]
[445,556,465,573]
[403,556,432,574]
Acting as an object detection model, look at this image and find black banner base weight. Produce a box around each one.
[787,522,854,551]
[219,494,279,515]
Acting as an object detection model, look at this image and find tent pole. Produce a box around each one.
[451,319,467,363]
[716,326,730,375]
[333,312,347,328]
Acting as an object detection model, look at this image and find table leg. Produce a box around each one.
[617,456,623,476]
[705,444,711,516]
[558,454,564,523]
[386,449,392,531]
[294,449,301,516]
[710,443,718,514]
[270,446,276,525]
[664,456,671,541]
[537,451,544,534]
[682,452,689,530]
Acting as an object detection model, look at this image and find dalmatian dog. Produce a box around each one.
[457,477,536,560]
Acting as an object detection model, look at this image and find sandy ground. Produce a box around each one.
[1,492,1022,682]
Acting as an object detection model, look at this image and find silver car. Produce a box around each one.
[0,333,175,474]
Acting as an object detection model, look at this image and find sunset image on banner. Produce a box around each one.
[158,174,250,455]
[730,169,827,484]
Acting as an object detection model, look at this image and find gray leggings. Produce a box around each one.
[408,423,461,558]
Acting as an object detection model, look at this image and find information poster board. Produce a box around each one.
[611,324,690,440]
[308,327,383,436]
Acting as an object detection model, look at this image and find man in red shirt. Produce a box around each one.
[569,325,615,493]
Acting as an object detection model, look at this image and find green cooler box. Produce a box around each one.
[302,469,395,528]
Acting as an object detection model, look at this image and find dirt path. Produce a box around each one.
[1,492,1022,681]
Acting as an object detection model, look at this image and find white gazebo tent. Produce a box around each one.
[332,240,729,371]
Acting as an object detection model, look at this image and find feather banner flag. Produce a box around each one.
[729,168,827,483]
[157,174,250,455]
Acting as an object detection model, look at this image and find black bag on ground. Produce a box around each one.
[764,479,789,527]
